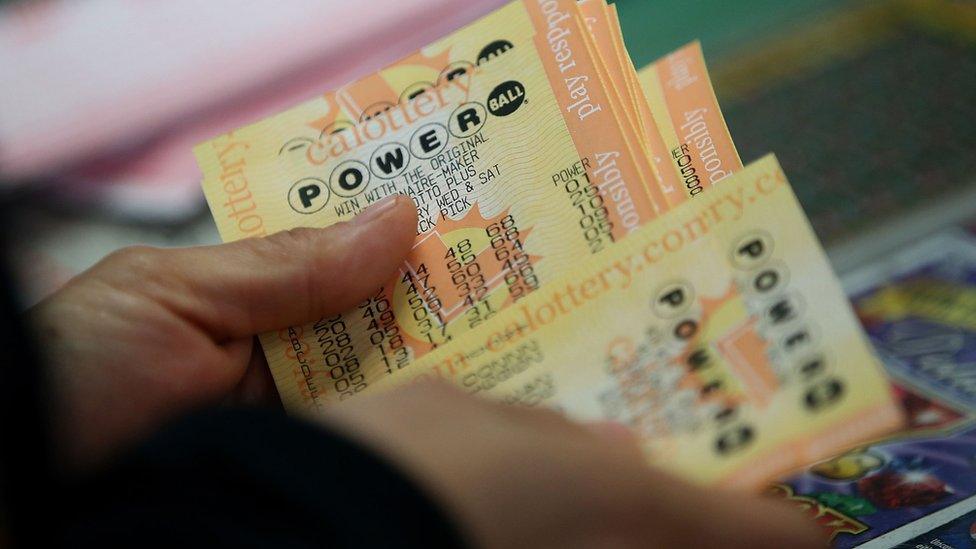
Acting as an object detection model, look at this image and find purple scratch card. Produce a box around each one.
[772,231,976,547]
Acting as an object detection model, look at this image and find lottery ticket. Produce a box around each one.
[369,155,902,488]
[775,418,976,548]
[846,231,976,413]
[637,41,742,202]
[558,1,668,213]
[577,0,643,145]
[773,231,976,547]
[196,0,674,408]
[591,2,688,208]
[867,495,976,548]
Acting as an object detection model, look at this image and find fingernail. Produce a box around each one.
[351,194,401,226]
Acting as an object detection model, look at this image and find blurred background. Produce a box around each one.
[0,0,974,305]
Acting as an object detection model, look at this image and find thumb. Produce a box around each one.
[104,194,417,340]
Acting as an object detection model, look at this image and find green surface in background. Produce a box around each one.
[614,0,976,245]
[614,0,855,67]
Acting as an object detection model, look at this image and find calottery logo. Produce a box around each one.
[304,70,481,168]
[487,80,526,117]
[287,43,517,214]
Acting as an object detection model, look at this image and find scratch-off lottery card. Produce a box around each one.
[886,496,976,548]
[773,230,976,547]
[774,419,976,548]
[847,231,976,412]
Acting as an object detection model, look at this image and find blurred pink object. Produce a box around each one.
[0,0,506,218]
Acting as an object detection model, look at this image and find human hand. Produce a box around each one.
[30,189,826,547]
[28,195,418,470]
[323,382,826,549]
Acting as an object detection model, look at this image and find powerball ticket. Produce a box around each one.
[372,155,902,489]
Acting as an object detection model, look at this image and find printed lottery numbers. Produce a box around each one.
[486,214,539,303]
[359,288,409,374]
[401,263,450,348]
[312,315,365,401]
[556,169,614,254]
[444,238,492,330]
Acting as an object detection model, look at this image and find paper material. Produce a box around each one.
[370,155,902,489]
[196,1,677,404]
[194,0,902,489]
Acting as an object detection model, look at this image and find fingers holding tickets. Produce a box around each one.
[91,194,418,341]
[33,195,417,469]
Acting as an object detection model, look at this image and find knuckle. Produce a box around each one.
[254,228,326,277]
[89,245,183,300]
[98,245,163,279]
[256,228,328,315]
[263,227,321,259]
[103,245,159,269]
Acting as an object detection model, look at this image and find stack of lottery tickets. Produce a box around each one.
[195,1,905,491]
